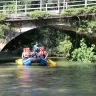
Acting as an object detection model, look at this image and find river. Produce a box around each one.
[0,58,96,96]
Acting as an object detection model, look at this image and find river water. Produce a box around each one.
[0,59,96,96]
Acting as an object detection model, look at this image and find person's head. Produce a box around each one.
[40,47,45,51]
[26,48,30,52]
[36,42,38,45]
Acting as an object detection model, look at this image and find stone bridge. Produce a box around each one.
[0,15,82,51]
[5,15,76,40]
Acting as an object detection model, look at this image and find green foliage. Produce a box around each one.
[61,6,96,35]
[88,21,96,33]
[56,36,72,57]
[61,6,96,16]
[0,23,9,39]
[73,20,96,34]
[4,2,16,14]
[85,6,96,14]
[77,20,88,33]
[37,28,62,50]
[71,38,96,63]
[0,13,6,21]
[27,10,51,19]
[61,8,85,16]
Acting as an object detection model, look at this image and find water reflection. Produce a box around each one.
[16,66,33,88]
[16,65,55,92]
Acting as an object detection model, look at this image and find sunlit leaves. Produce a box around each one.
[61,6,96,16]
[27,10,51,19]
[71,38,96,62]
[56,36,72,57]
[4,2,16,14]
[0,23,9,39]
[0,13,6,21]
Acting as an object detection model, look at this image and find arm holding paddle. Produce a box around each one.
[38,47,48,59]
[44,51,48,59]
[38,47,56,66]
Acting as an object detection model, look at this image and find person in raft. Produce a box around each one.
[22,47,31,60]
[38,47,48,59]
[32,42,40,57]
[33,42,39,51]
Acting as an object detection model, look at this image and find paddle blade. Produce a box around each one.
[15,59,23,65]
[48,59,56,67]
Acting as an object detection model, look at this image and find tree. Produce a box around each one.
[56,36,72,57]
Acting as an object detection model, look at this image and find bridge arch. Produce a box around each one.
[2,25,78,54]
[3,15,93,52]
[1,17,75,50]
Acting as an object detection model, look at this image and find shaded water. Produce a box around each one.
[0,59,96,96]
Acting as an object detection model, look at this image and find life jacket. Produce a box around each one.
[23,48,31,58]
[39,51,45,58]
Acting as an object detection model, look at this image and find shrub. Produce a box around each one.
[56,36,72,57]
[0,13,6,21]
[61,6,96,16]
[71,38,96,63]
[27,10,51,19]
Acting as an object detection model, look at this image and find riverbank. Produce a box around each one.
[0,52,20,62]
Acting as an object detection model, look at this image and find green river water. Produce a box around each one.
[0,58,96,96]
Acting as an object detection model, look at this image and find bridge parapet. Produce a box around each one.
[0,0,96,16]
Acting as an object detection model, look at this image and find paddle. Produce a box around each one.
[15,58,23,65]
[47,59,56,67]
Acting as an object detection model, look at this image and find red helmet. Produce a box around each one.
[40,47,45,51]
